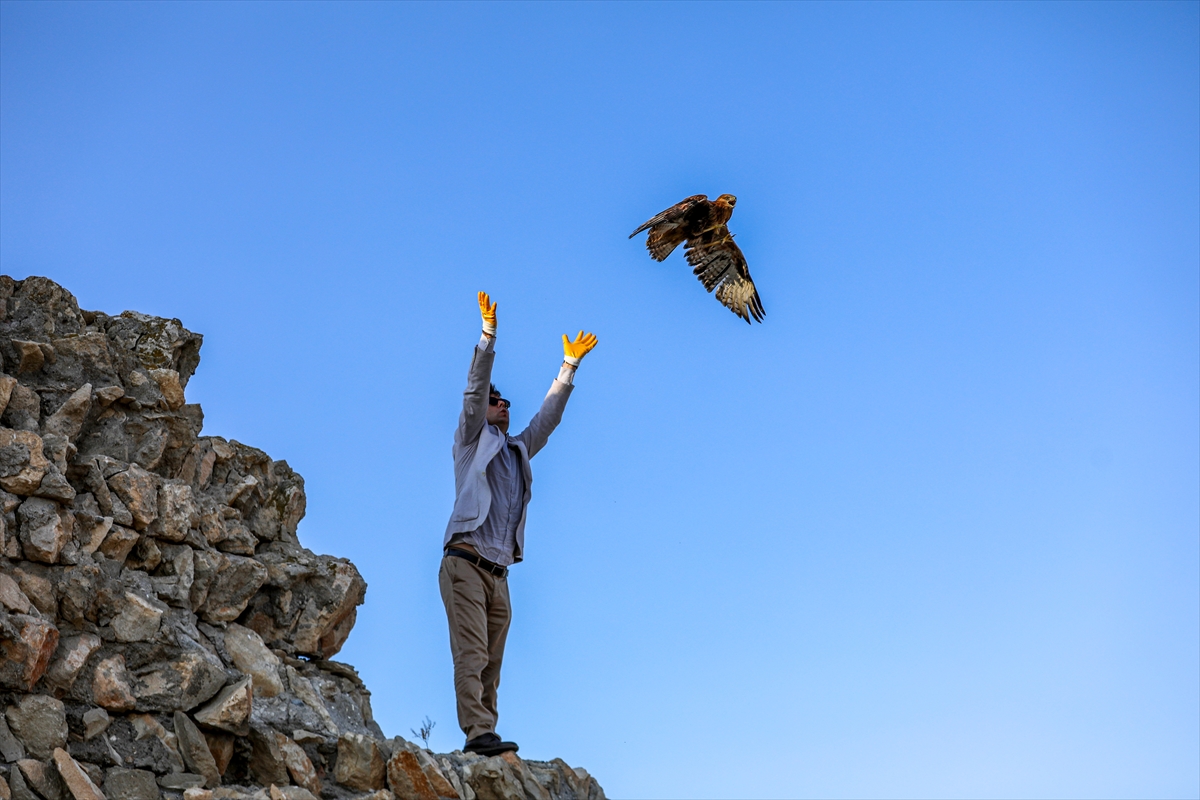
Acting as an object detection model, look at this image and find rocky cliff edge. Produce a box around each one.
[0,276,605,800]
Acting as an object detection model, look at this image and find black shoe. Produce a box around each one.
[464,732,519,756]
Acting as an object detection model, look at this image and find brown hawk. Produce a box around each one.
[629,193,765,324]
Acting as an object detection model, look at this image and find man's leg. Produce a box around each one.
[479,574,511,729]
[439,555,499,740]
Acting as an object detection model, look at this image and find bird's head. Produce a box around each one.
[717,194,737,207]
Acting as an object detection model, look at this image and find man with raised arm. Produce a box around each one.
[440,291,598,757]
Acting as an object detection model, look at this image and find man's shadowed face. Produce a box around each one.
[487,391,510,434]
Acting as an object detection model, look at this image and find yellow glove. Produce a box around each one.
[561,331,598,366]
[478,291,497,336]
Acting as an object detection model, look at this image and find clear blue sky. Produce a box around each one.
[2,3,1197,797]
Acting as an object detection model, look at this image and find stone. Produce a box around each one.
[34,469,76,503]
[6,695,68,760]
[17,759,67,800]
[153,483,197,543]
[193,675,251,735]
[11,566,54,615]
[276,733,320,796]
[92,655,137,712]
[173,712,220,789]
[198,555,267,624]
[158,773,205,790]
[124,535,161,571]
[16,497,68,563]
[44,633,103,692]
[93,387,124,408]
[132,650,227,712]
[184,790,214,800]
[203,731,234,776]
[239,553,364,658]
[386,750,438,800]
[106,465,157,530]
[112,592,164,642]
[77,515,113,555]
[12,342,44,374]
[400,745,458,800]
[150,544,194,607]
[42,385,92,443]
[0,429,48,495]
[247,726,288,786]
[129,713,186,773]
[335,733,386,791]
[270,787,318,800]
[148,370,185,411]
[222,624,283,698]
[96,524,138,563]
[52,748,105,800]
[103,768,158,800]
[7,767,38,800]
[0,572,31,612]
[0,374,16,417]
[82,708,110,740]
[0,714,27,761]
[1,384,40,433]
[0,613,59,691]
[0,774,9,800]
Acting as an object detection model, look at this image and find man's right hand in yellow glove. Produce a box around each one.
[478,291,497,337]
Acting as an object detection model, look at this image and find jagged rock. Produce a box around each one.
[81,708,109,740]
[132,649,227,712]
[112,592,164,642]
[96,523,138,562]
[223,625,283,698]
[7,765,38,800]
[396,743,458,800]
[0,374,16,417]
[51,748,105,800]
[0,572,31,612]
[129,713,186,773]
[103,768,158,800]
[194,675,252,735]
[154,482,197,542]
[203,730,234,776]
[16,497,68,563]
[241,550,365,658]
[0,613,58,691]
[43,385,92,443]
[0,714,27,761]
[43,633,102,692]
[335,733,386,791]
[174,712,221,789]
[10,565,54,615]
[92,656,137,711]
[276,733,320,796]
[198,554,267,623]
[1,383,40,434]
[6,694,68,760]
[0,429,48,495]
[247,725,289,786]
[386,750,438,800]
[17,758,67,800]
[34,468,75,503]
[151,543,195,607]
[106,464,157,530]
[159,772,206,790]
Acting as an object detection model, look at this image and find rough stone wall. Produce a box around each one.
[0,276,605,800]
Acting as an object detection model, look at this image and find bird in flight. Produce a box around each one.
[629,194,765,324]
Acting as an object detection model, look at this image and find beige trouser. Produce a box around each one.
[439,554,512,741]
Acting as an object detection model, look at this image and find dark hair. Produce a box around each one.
[489,383,501,397]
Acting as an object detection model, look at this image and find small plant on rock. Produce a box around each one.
[411,715,436,749]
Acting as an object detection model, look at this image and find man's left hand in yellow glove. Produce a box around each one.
[558,330,598,386]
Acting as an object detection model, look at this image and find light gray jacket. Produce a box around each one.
[443,342,573,563]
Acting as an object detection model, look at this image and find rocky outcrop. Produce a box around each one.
[0,276,604,800]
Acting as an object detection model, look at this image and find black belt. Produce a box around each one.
[445,548,508,578]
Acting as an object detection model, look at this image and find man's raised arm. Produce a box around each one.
[516,330,598,458]
[456,291,499,446]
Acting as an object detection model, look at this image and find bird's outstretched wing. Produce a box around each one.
[629,194,708,261]
[685,233,765,324]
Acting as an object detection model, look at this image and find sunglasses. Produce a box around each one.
[488,396,511,410]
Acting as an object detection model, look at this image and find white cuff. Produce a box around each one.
[563,355,581,367]
[557,362,577,385]
[478,333,495,351]
[482,321,496,336]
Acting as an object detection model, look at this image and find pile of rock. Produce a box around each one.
[0,277,604,800]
